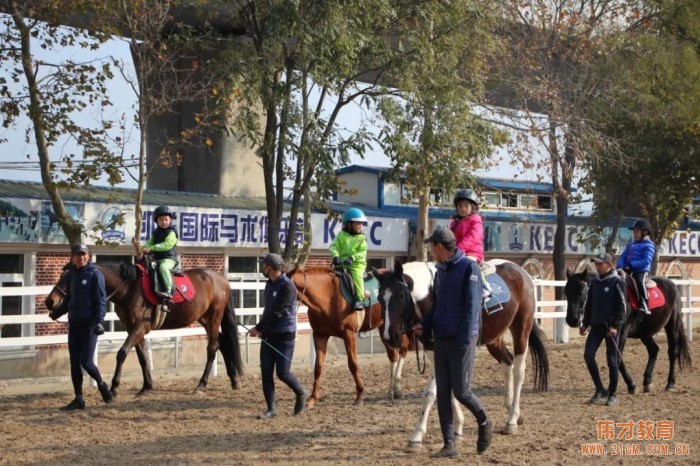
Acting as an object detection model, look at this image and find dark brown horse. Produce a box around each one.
[565,270,691,393]
[373,259,549,441]
[286,266,410,408]
[44,261,244,396]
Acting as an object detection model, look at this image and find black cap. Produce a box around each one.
[71,243,89,254]
[423,227,456,247]
[259,253,285,270]
[591,252,613,264]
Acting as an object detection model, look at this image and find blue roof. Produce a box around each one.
[334,165,391,176]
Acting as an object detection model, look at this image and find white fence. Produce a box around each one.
[1,277,699,379]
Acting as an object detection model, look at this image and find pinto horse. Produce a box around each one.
[564,270,691,393]
[373,259,549,443]
[44,261,244,396]
[286,266,410,408]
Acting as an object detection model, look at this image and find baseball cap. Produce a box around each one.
[70,243,90,254]
[591,252,613,264]
[423,227,456,247]
[259,253,286,270]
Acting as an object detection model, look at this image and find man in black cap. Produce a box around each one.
[49,243,113,410]
[412,227,492,457]
[579,252,627,406]
[248,253,307,419]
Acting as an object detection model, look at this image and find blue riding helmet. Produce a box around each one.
[343,208,367,223]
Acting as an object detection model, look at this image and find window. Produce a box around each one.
[501,193,518,208]
[484,192,500,208]
[0,282,21,339]
[0,254,23,274]
[228,256,265,326]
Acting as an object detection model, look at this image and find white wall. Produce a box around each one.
[336,172,379,207]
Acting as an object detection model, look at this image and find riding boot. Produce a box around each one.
[61,395,85,411]
[257,402,276,419]
[433,440,459,458]
[294,388,307,415]
[98,381,113,404]
[640,297,651,315]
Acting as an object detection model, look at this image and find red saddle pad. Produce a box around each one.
[137,264,196,305]
[627,286,665,311]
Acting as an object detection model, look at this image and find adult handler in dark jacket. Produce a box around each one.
[49,243,113,410]
[248,253,307,419]
[580,252,627,406]
[412,227,492,457]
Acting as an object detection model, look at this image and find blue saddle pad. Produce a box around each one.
[340,275,379,308]
[483,273,510,312]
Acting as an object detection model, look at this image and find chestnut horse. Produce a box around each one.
[44,261,244,397]
[286,266,410,408]
[565,270,691,393]
[373,259,549,442]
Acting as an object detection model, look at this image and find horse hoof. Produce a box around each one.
[392,391,403,400]
[136,389,151,396]
[643,384,653,393]
[628,385,637,395]
[353,398,364,407]
[517,415,525,426]
[504,423,518,435]
[665,383,675,392]
[407,441,423,451]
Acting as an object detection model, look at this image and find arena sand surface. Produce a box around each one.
[1,329,699,465]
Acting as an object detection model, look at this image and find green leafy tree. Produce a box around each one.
[1,0,117,245]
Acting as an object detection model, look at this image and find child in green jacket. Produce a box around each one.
[329,208,368,310]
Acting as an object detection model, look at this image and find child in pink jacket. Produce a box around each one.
[449,189,492,298]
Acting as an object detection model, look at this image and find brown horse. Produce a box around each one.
[286,266,409,408]
[565,270,691,393]
[373,259,549,440]
[44,261,244,396]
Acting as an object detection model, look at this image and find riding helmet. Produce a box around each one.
[630,219,652,235]
[343,207,367,223]
[153,205,175,221]
[453,189,480,209]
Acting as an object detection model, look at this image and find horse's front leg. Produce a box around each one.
[409,372,436,446]
[307,332,329,409]
[134,338,153,395]
[195,321,220,392]
[111,325,147,396]
[387,347,405,401]
[341,329,364,406]
[640,335,660,392]
[505,350,528,435]
[616,333,637,394]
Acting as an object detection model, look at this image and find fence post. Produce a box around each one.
[687,283,693,342]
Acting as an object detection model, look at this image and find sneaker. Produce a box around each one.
[294,389,307,415]
[257,409,276,419]
[98,381,113,404]
[433,441,459,457]
[353,301,364,311]
[605,395,618,406]
[60,398,85,411]
[588,388,608,404]
[477,419,493,454]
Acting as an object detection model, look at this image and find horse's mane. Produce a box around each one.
[287,265,333,276]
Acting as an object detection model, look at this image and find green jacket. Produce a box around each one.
[329,230,367,267]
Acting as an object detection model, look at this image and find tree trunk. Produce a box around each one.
[416,187,430,261]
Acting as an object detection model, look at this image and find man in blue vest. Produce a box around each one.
[412,227,492,457]
[49,243,113,410]
[248,253,307,419]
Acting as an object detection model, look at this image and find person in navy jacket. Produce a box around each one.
[412,227,492,457]
[248,253,306,419]
[49,243,113,410]
[580,252,627,406]
[616,219,655,314]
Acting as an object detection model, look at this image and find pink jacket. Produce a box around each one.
[449,214,484,262]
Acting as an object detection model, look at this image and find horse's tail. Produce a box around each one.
[674,291,692,371]
[219,291,244,389]
[528,323,549,392]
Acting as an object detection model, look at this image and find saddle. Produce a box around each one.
[136,257,195,307]
[619,272,664,312]
[482,261,509,314]
[332,268,376,308]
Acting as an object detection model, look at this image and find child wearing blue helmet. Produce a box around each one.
[329,208,368,310]
[616,219,655,314]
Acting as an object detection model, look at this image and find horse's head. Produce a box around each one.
[44,263,76,311]
[564,269,592,328]
[372,262,419,348]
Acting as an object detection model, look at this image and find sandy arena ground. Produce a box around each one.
[1,329,699,465]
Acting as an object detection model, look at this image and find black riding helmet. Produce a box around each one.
[153,205,175,221]
[630,219,652,236]
[453,189,480,210]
